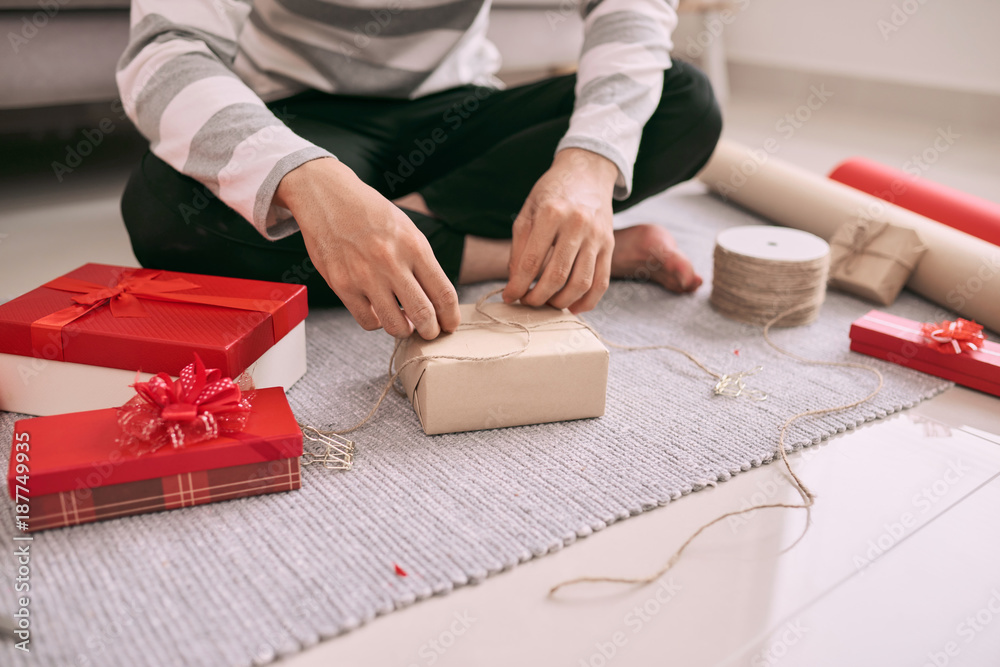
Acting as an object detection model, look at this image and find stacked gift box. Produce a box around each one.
[0,263,308,416]
[1,264,311,531]
[3,264,613,530]
[10,385,304,531]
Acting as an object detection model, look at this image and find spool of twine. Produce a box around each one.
[710,226,831,327]
[548,226,887,596]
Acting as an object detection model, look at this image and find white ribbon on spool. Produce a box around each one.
[711,226,831,326]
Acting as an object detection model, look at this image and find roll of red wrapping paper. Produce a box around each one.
[829,157,1000,247]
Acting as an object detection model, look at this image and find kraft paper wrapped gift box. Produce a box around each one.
[827,217,927,305]
[7,387,303,532]
[396,302,609,435]
[849,310,1000,397]
[0,263,309,416]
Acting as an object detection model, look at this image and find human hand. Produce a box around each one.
[275,158,460,339]
[502,148,618,313]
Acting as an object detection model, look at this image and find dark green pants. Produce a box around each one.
[121,62,722,305]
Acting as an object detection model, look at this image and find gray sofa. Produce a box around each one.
[1,0,131,109]
[0,0,584,112]
[0,1,724,117]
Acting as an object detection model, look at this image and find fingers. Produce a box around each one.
[289,168,461,339]
[340,293,381,331]
[503,194,615,311]
[369,291,414,339]
[329,268,413,338]
[568,246,611,314]
[367,240,459,340]
[342,222,457,340]
[344,276,453,341]
[548,242,598,310]
[502,210,531,304]
[524,233,584,307]
[503,209,555,304]
[413,256,461,335]
[394,275,443,340]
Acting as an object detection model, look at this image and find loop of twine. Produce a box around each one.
[306,287,769,441]
[304,235,884,595]
[548,302,883,594]
[305,289,534,438]
[549,247,885,595]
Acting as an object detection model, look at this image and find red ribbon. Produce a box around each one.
[29,268,288,361]
[920,318,986,355]
[117,355,253,453]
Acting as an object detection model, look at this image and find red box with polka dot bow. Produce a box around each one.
[7,387,302,532]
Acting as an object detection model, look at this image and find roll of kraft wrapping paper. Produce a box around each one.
[697,140,1000,333]
[829,156,1000,247]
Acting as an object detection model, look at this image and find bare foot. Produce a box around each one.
[611,224,702,293]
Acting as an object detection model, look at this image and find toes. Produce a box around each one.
[612,224,702,294]
[678,273,703,293]
[652,245,701,294]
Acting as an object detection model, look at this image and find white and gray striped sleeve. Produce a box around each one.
[116,0,333,239]
[556,0,678,200]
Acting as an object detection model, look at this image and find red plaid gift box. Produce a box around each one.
[8,387,303,532]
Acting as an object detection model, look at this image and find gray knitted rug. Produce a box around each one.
[1,190,952,666]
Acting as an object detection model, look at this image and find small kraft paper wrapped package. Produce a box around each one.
[7,359,304,532]
[0,263,309,416]
[396,302,609,435]
[849,310,1000,397]
[828,217,927,305]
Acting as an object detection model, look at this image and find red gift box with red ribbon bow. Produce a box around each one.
[7,385,302,532]
[849,310,1000,397]
[0,263,308,415]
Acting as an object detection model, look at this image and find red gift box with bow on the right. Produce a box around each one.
[849,310,1000,397]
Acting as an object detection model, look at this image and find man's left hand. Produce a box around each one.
[502,147,618,313]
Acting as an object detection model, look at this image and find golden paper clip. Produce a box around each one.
[713,365,768,401]
[301,426,355,470]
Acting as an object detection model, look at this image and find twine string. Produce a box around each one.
[306,287,767,440]
[305,232,884,592]
[548,263,885,595]
[710,243,829,327]
[306,290,533,438]
[830,215,889,276]
[828,214,926,276]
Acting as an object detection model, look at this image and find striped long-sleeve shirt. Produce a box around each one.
[117,0,679,239]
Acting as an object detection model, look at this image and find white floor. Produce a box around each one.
[289,391,1000,667]
[1,81,999,667]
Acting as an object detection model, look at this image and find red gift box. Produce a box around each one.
[7,387,303,531]
[0,263,309,415]
[849,310,1000,397]
[0,263,307,376]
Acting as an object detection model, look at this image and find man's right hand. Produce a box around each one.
[275,157,460,340]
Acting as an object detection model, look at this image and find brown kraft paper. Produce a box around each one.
[698,139,1000,332]
[828,217,927,305]
[397,303,609,435]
